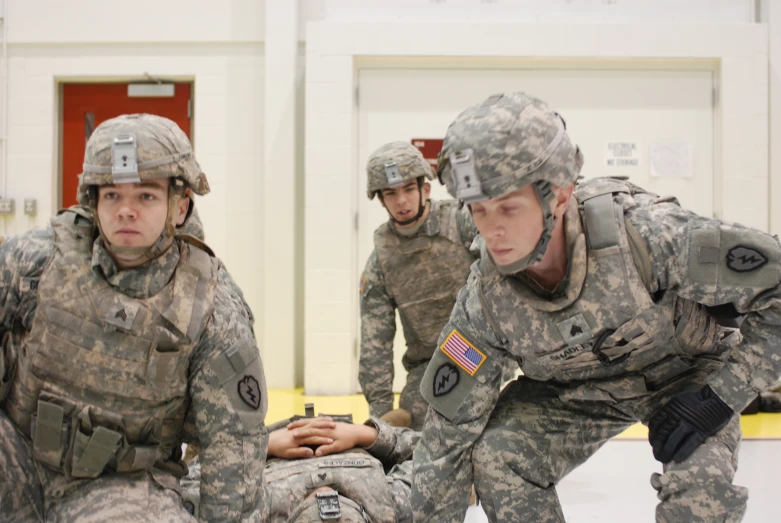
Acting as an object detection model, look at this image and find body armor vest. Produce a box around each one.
[375,200,474,364]
[478,178,723,386]
[265,448,396,523]
[4,210,217,479]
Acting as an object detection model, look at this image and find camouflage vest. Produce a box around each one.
[478,178,723,387]
[375,200,474,363]
[4,210,217,479]
[264,448,396,523]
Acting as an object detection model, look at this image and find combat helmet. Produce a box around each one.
[78,113,210,264]
[366,141,435,226]
[437,92,584,273]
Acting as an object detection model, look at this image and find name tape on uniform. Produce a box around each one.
[319,459,372,468]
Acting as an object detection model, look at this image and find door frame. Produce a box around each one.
[56,77,195,210]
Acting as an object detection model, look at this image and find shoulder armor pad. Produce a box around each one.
[575,176,654,204]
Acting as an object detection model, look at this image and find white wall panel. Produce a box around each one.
[7,0,265,43]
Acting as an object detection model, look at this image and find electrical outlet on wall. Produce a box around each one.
[0,198,14,215]
[24,199,37,216]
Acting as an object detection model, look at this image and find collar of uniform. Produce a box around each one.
[390,200,437,238]
[91,238,181,299]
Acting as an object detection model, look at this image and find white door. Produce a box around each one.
[357,67,714,393]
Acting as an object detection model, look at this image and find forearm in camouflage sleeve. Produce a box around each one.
[190,357,268,522]
[629,198,781,411]
[358,268,397,418]
[363,417,420,466]
[189,271,269,522]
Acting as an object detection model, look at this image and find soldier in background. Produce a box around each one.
[0,114,267,522]
[359,141,479,430]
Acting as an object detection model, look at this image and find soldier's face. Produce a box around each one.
[97,179,189,259]
[380,180,431,225]
[471,185,544,265]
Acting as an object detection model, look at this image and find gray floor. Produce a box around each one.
[464,439,780,523]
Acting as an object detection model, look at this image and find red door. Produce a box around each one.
[61,83,192,208]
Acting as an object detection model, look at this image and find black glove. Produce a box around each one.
[648,385,734,464]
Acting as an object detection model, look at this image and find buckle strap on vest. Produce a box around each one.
[33,400,66,469]
[116,443,159,473]
[72,426,122,478]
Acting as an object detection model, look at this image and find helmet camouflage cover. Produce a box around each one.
[366,141,435,200]
[437,92,582,204]
[78,113,209,206]
[437,92,584,274]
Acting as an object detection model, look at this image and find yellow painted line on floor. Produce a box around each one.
[268,389,781,440]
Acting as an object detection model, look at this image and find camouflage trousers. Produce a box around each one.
[400,362,429,431]
[472,376,747,523]
[0,410,196,523]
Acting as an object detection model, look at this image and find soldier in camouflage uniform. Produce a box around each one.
[359,141,479,430]
[412,92,781,522]
[181,414,419,522]
[0,114,268,522]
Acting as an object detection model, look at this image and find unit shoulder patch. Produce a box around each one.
[238,375,261,409]
[726,245,768,273]
[433,362,460,397]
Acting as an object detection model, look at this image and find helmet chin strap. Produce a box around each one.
[492,181,557,276]
[388,189,426,227]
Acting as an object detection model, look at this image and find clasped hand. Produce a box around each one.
[267,417,378,459]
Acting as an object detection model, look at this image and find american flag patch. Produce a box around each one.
[359,274,367,293]
[440,330,486,376]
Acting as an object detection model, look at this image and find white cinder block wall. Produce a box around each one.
[0,1,776,393]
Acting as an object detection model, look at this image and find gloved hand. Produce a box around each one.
[379,408,412,428]
[648,385,733,463]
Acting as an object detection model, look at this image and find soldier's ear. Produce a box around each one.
[551,184,574,219]
[176,196,190,226]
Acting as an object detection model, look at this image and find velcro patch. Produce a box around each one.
[556,313,592,346]
[306,470,339,489]
[440,330,486,376]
